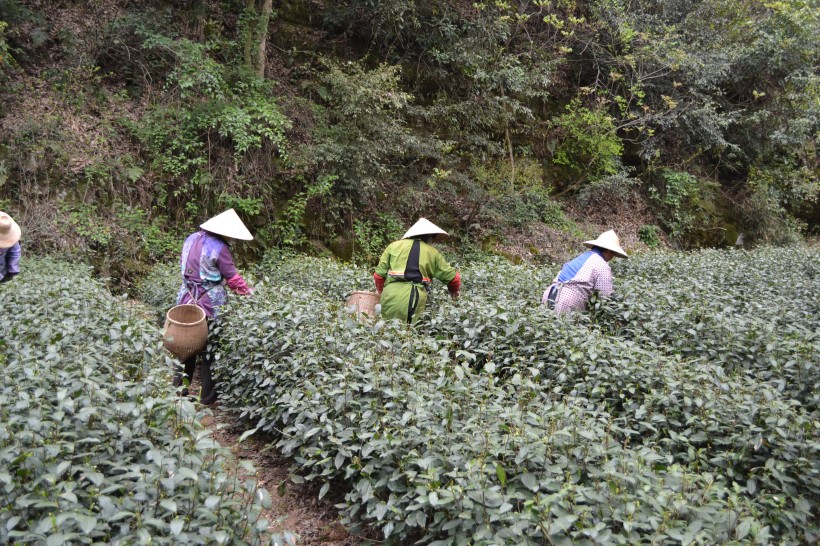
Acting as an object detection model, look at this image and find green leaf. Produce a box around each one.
[76,515,98,534]
[374,502,388,521]
[736,519,752,540]
[170,518,185,536]
[495,463,506,487]
[257,487,273,508]
[238,427,258,443]
[520,472,538,491]
[305,427,321,438]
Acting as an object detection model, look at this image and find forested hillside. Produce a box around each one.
[0,0,817,280]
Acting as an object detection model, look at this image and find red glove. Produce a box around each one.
[226,274,253,295]
[448,271,461,300]
[373,272,385,294]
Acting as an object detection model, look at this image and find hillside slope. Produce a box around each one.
[0,0,816,283]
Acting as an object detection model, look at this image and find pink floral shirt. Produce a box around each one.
[542,250,614,313]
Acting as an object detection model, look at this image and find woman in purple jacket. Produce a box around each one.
[0,212,21,284]
[174,208,254,404]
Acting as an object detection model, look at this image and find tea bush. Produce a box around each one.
[135,261,181,326]
[215,247,819,544]
[0,258,285,545]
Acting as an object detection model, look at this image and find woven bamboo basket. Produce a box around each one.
[163,304,208,360]
[346,290,380,316]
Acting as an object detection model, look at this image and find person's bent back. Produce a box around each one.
[373,218,461,324]
[542,230,627,313]
[0,212,21,285]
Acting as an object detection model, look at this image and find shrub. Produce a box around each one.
[213,247,819,544]
[0,20,13,82]
[0,258,283,545]
[738,167,809,245]
[576,171,641,209]
[491,187,578,232]
[352,212,405,266]
[551,98,623,185]
[134,261,181,326]
[648,169,722,247]
[637,224,662,248]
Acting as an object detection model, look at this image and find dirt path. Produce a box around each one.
[138,295,369,545]
[189,374,366,545]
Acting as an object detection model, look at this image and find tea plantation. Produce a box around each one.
[210,247,818,545]
[0,259,284,545]
[2,248,817,545]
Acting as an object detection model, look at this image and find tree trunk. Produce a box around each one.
[255,0,273,79]
[243,0,256,71]
[243,0,273,78]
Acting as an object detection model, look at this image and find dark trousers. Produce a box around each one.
[172,319,218,404]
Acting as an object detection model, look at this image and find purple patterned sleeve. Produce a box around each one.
[216,245,239,280]
[7,243,21,274]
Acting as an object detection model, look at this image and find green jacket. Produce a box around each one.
[375,238,457,323]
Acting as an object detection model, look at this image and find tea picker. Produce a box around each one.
[542,229,627,313]
[373,218,461,324]
[0,211,21,284]
[164,208,254,405]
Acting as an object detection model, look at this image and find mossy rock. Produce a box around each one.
[329,235,354,261]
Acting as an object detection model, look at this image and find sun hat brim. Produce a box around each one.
[402,218,449,239]
[200,208,253,241]
[583,230,628,258]
[583,241,628,258]
[0,214,21,248]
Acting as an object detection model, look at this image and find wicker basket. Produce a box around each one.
[163,304,208,361]
[346,291,380,316]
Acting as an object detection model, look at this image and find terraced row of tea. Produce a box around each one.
[0,259,286,545]
[207,247,818,544]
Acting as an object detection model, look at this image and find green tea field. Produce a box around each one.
[2,246,818,545]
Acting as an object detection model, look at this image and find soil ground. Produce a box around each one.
[188,369,367,545]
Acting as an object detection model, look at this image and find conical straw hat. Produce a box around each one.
[402,218,448,239]
[200,209,253,241]
[583,229,628,258]
[0,212,21,248]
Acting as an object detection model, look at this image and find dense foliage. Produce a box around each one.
[0,0,816,280]
[210,246,819,544]
[0,259,287,545]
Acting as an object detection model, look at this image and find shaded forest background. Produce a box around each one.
[0,0,817,284]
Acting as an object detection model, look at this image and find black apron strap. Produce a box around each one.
[404,239,423,283]
[407,285,420,324]
[399,239,424,323]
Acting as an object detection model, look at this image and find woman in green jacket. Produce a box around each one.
[373,218,461,324]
